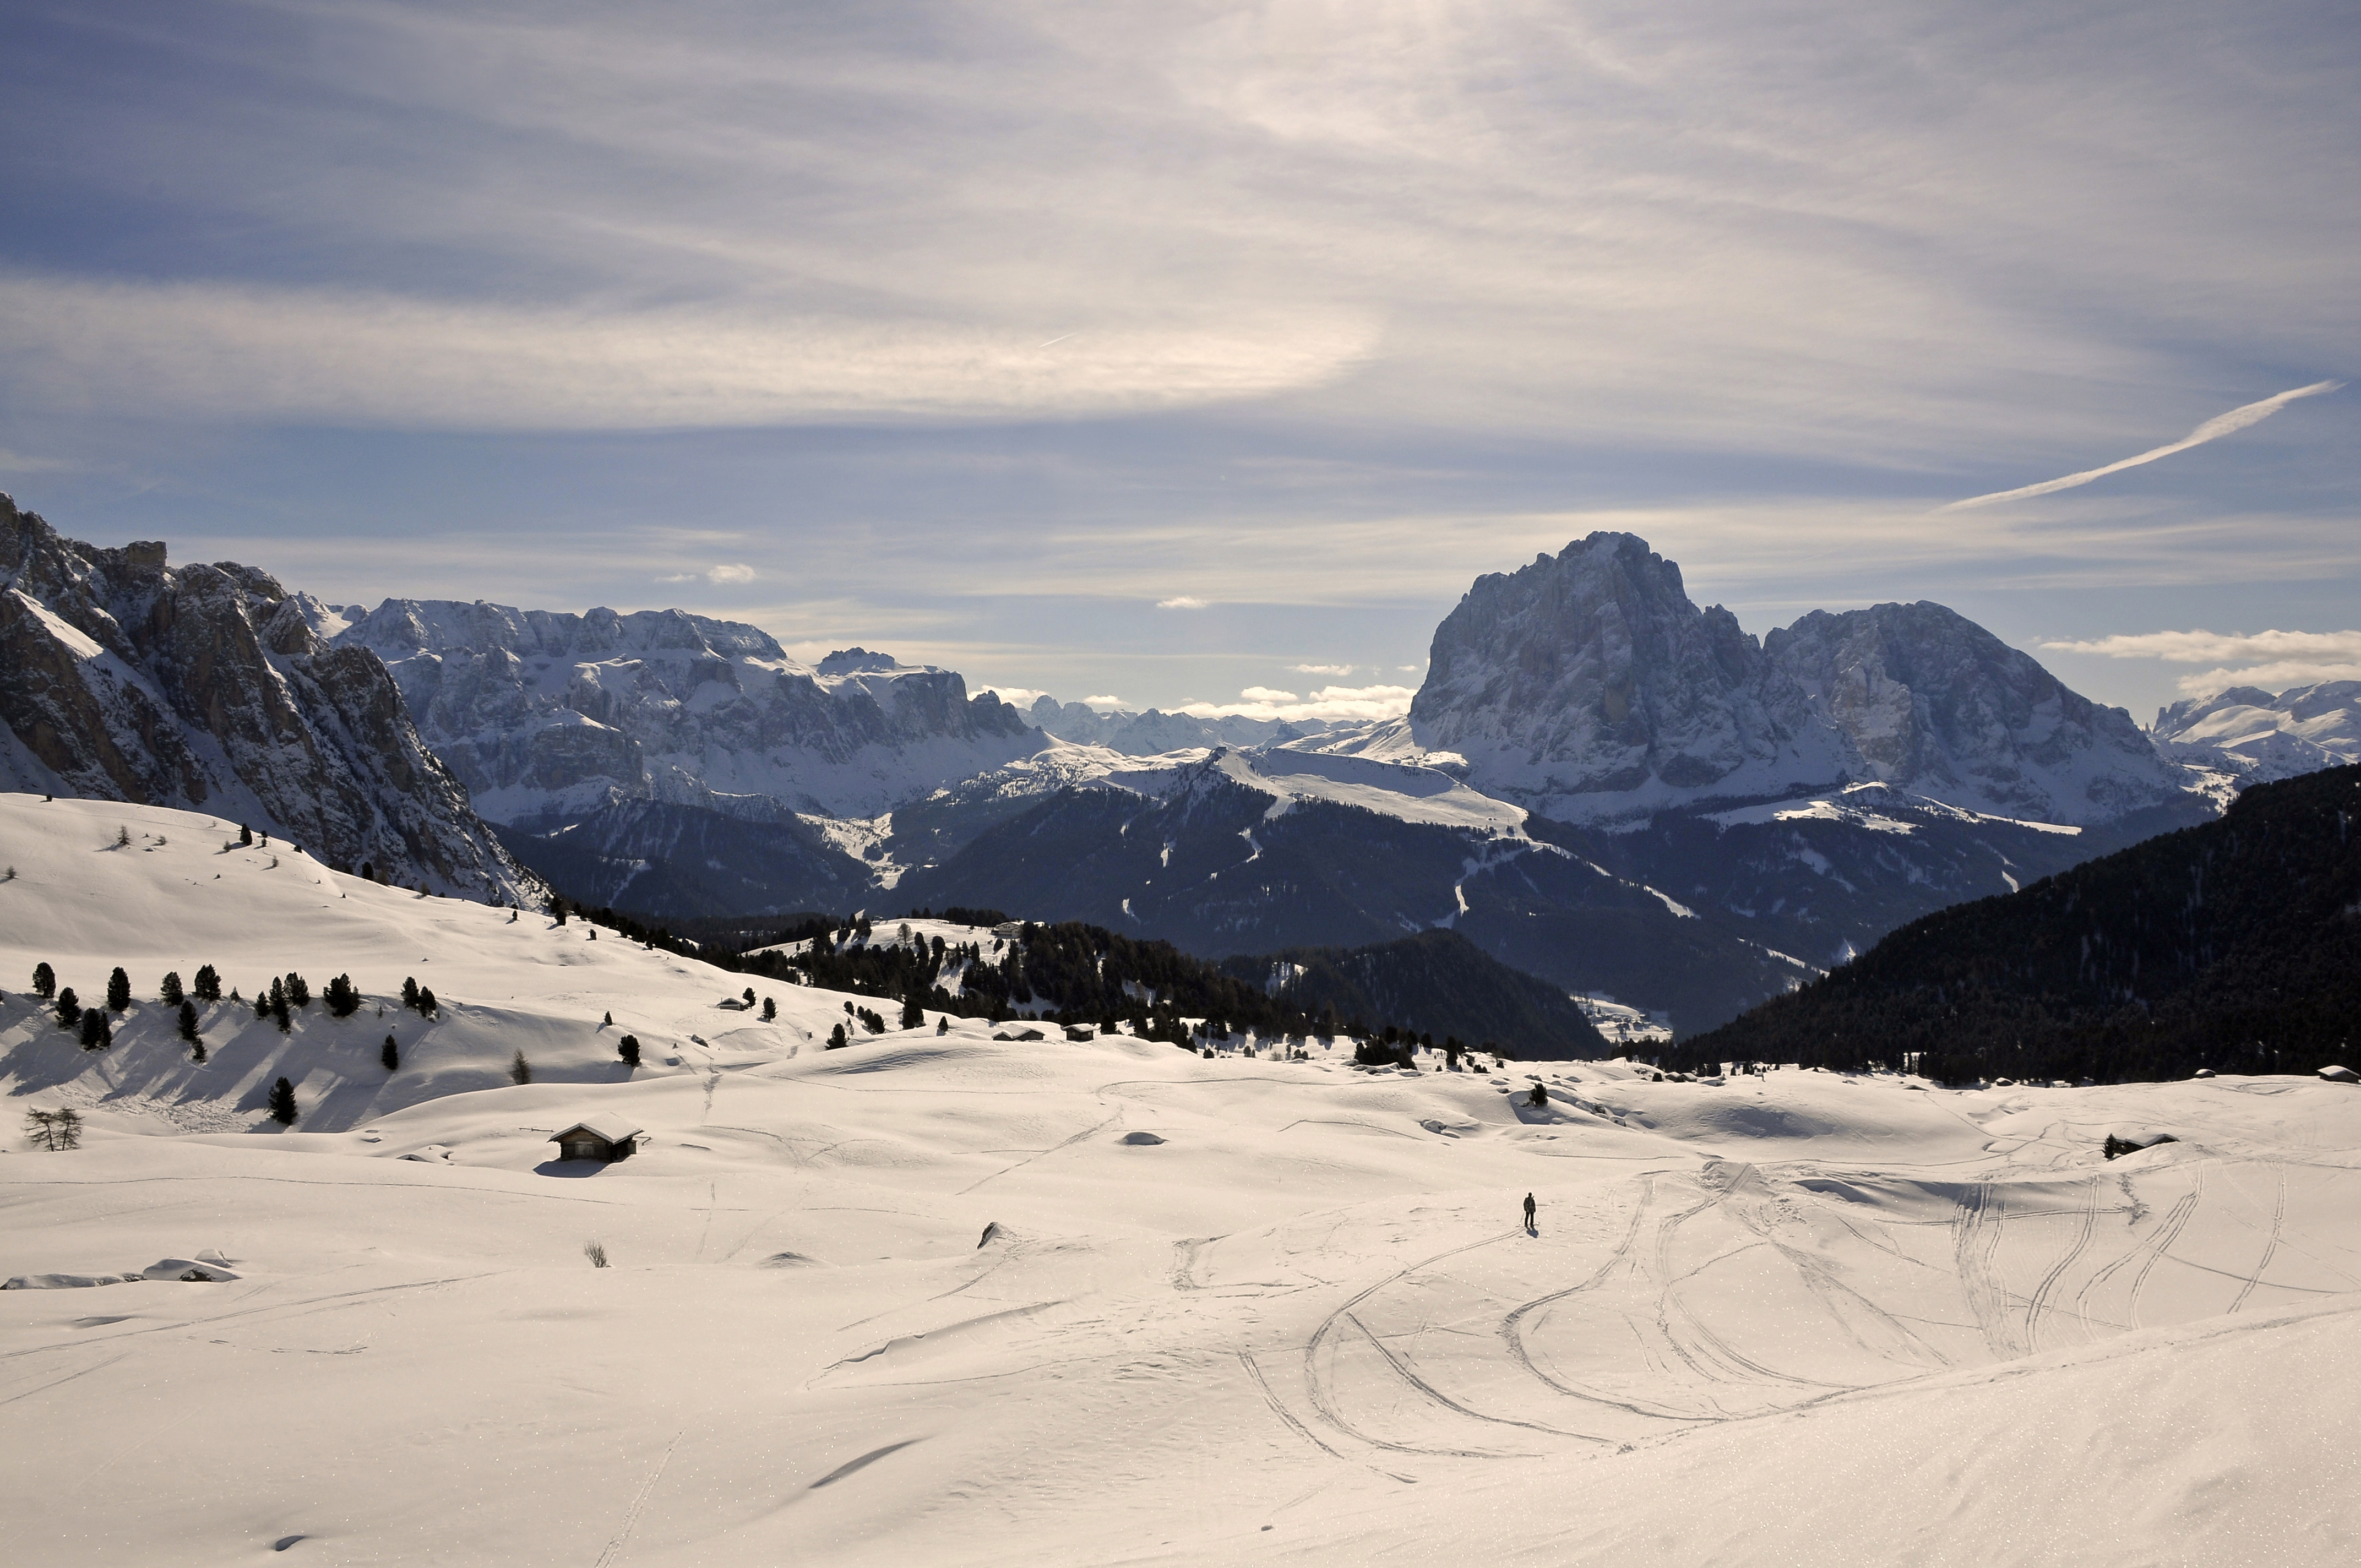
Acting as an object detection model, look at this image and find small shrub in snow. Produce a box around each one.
[584,1240,610,1268]
[618,1035,641,1066]
[114,824,130,848]
[509,1050,532,1086]
[23,1108,81,1151]
[106,967,131,1013]
[191,1039,206,1064]
[267,1077,297,1125]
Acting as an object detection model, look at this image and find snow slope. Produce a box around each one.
[4,796,2358,1565]
[2153,680,2361,785]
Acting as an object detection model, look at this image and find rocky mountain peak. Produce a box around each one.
[1408,531,1854,820]
[0,494,535,899]
[1765,601,2183,824]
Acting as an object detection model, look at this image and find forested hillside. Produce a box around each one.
[1681,764,2361,1084]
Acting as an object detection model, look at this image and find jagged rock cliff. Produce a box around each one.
[1766,601,2184,824]
[1408,532,2190,826]
[331,607,1045,825]
[0,494,536,899]
[1408,534,1856,821]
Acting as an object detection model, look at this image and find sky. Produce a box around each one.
[2,0,2357,726]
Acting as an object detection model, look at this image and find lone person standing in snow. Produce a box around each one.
[1522,1192,1537,1232]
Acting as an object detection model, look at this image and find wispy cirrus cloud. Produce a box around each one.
[1942,382,2343,511]
[2042,628,2361,696]
[1173,683,1414,723]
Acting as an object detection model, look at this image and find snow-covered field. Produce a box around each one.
[4,794,2358,1565]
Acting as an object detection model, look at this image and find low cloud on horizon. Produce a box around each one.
[2042,629,2361,697]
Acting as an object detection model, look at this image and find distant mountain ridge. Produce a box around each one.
[1684,763,2361,1083]
[0,494,534,900]
[2152,681,2361,786]
[330,603,1042,825]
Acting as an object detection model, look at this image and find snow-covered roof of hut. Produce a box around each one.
[550,1119,643,1145]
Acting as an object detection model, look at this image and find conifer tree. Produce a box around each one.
[760,997,776,1022]
[381,1035,399,1071]
[602,1011,613,1026]
[193,964,221,1002]
[937,1016,950,1035]
[284,973,311,1009]
[192,1039,206,1063]
[255,990,272,1021]
[324,974,360,1017]
[401,976,420,1010]
[80,1009,111,1049]
[55,987,81,1029]
[742,986,756,1005]
[32,961,55,999]
[177,1000,200,1043]
[268,1077,297,1125]
[160,971,185,1007]
[107,967,132,1013]
[618,1035,640,1067]
[509,1050,532,1085]
[828,1022,848,1049]
[417,987,438,1017]
[239,824,253,846]
[901,990,925,1030]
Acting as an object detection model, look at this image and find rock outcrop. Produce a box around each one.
[1408,532,2190,826]
[1407,534,1855,821]
[1766,602,2185,824]
[0,494,535,899]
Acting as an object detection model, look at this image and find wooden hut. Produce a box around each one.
[550,1119,643,1162]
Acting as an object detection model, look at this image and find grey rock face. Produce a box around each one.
[0,494,535,899]
[1766,602,2185,824]
[335,604,1042,825]
[1408,533,1857,819]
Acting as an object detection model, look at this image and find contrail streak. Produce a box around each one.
[1939,379,2342,511]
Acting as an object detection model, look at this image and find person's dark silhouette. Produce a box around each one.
[1522,1192,1536,1231]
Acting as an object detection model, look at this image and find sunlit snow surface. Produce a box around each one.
[3,795,2358,1565]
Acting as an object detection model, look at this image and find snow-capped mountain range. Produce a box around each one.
[14,492,2352,1031]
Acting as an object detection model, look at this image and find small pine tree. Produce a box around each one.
[239,824,253,846]
[417,987,438,1017]
[828,1022,848,1049]
[107,967,132,1013]
[509,1050,532,1085]
[324,974,360,1017]
[268,1076,297,1125]
[618,1035,641,1067]
[55,987,81,1029]
[742,986,756,1005]
[193,964,221,1002]
[760,997,776,1022]
[32,961,55,999]
[284,973,311,1009]
[160,971,185,1007]
[255,990,272,1020]
[80,1009,111,1049]
[401,976,420,1011]
[271,986,291,1033]
[115,824,131,848]
[177,1000,200,1043]
[937,1016,950,1036]
[191,1039,207,1063]
[381,1035,399,1071]
[901,991,925,1030]
[602,1010,613,1027]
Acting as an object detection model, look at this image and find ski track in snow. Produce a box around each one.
[5,794,2361,1564]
